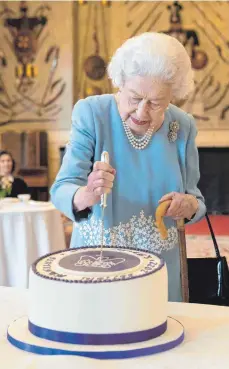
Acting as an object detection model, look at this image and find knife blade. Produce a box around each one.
[100,151,110,261]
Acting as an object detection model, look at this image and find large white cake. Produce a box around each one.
[7,246,184,359]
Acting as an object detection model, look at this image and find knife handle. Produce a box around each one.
[101,151,109,208]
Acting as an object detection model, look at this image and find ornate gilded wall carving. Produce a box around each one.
[76,1,112,99]
[78,1,229,130]
[125,1,229,129]
[0,1,72,130]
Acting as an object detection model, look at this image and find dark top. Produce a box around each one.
[6,177,29,198]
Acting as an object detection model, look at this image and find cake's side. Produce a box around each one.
[28,247,168,338]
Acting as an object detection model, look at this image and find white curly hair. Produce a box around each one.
[107,32,194,100]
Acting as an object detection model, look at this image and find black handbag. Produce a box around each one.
[188,213,229,306]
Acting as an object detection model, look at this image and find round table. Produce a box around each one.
[0,200,66,288]
[1,286,229,369]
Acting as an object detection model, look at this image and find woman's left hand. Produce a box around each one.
[158,192,199,220]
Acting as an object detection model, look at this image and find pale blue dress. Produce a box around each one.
[50,94,206,302]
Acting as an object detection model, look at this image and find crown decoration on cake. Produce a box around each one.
[74,255,125,269]
[32,247,165,283]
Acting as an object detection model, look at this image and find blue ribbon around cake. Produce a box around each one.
[28,320,167,345]
[7,325,184,360]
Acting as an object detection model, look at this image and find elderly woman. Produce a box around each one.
[50,32,206,301]
[0,150,29,198]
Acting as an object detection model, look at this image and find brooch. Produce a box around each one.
[168,121,179,142]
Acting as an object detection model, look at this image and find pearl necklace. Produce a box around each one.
[122,120,155,150]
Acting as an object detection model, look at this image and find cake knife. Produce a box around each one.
[100,151,110,260]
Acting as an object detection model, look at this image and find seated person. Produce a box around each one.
[0,150,29,198]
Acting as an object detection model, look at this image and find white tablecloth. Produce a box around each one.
[1,286,229,369]
[0,200,66,288]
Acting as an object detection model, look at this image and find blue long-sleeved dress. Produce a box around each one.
[50,94,206,302]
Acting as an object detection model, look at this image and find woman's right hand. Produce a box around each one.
[73,161,116,211]
[87,160,116,197]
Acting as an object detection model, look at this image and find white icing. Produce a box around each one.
[28,248,168,335]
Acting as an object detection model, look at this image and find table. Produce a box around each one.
[1,286,229,369]
[0,200,66,288]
